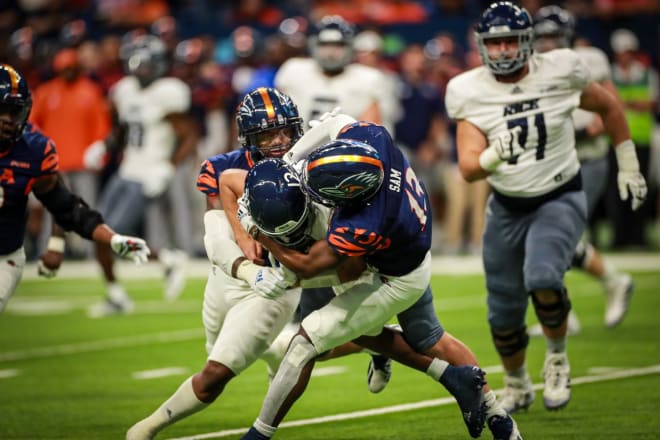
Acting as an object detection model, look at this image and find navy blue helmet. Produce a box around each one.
[237,87,304,162]
[245,158,311,249]
[302,139,384,208]
[121,34,168,86]
[0,64,32,147]
[533,5,575,50]
[310,15,355,73]
[475,2,534,75]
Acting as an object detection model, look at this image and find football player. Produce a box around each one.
[529,5,634,334]
[274,15,399,134]
[445,1,647,414]
[238,121,523,440]
[86,33,199,317]
[0,64,150,315]
[127,87,390,440]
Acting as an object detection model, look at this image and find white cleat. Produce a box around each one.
[542,352,571,410]
[87,298,134,318]
[126,420,156,440]
[367,355,392,393]
[604,274,634,328]
[500,374,535,414]
[528,311,581,337]
[160,248,188,301]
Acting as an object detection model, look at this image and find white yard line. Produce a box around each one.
[166,364,660,440]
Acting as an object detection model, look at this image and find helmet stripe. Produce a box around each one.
[1,64,20,95]
[307,154,383,170]
[257,87,276,120]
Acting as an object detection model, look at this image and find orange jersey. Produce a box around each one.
[30,76,110,172]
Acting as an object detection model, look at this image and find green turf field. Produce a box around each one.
[1,265,659,439]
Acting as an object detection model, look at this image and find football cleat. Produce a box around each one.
[440,365,487,438]
[604,273,634,328]
[240,427,271,440]
[487,414,523,440]
[500,374,535,414]
[367,354,392,393]
[87,284,134,318]
[528,310,581,337]
[542,352,571,410]
[125,420,156,440]
[160,248,188,301]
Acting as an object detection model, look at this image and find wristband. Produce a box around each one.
[478,147,502,172]
[47,236,66,253]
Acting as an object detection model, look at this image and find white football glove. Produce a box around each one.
[309,106,342,128]
[83,140,107,171]
[237,194,257,237]
[615,140,647,211]
[479,126,525,172]
[110,234,151,264]
[37,258,59,278]
[251,267,288,299]
[142,162,175,199]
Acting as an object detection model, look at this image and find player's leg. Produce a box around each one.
[0,247,26,314]
[127,270,300,439]
[88,176,147,317]
[395,287,520,439]
[483,196,535,414]
[242,257,430,440]
[526,191,587,410]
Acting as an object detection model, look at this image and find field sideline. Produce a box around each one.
[2,254,660,439]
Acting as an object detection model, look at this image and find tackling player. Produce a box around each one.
[445,1,647,414]
[0,64,150,315]
[238,122,522,440]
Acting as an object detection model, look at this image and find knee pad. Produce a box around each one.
[491,326,529,357]
[531,288,572,329]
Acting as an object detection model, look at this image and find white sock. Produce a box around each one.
[132,377,208,435]
[506,365,528,379]
[107,282,130,304]
[254,418,278,437]
[546,337,566,354]
[426,358,449,381]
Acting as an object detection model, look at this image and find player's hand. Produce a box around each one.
[110,234,151,264]
[615,140,647,211]
[236,234,265,265]
[83,140,107,171]
[237,194,257,237]
[618,170,647,211]
[251,267,288,299]
[309,106,342,128]
[37,250,64,278]
[492,126,525,161]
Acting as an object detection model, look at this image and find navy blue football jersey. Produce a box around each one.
[0,123,59,254]
[196,148,254,197]
[327,122,432,276]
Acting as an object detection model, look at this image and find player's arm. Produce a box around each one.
[358,100,382,125]
[166,112,199,166]
[455,119,491,182]
[37,222,66,279]
[32,174,150,262]
[217,169,264,264]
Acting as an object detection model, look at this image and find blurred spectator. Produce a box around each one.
[607,28,658,248]
[29,47,111,257]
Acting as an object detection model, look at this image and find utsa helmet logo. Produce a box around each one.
[318,170,381,200]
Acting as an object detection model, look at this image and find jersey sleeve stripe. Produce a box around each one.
[328,233,369,256]
[40,140,59,173]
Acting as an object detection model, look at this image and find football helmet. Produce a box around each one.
[309,15,355,73]
[245,158,311,249]
[120,34,168,87]
[0,64,32,147]
[475,2,534,75]
[533,5,575,50]
[237,87,304,161]
[302,139,384,208]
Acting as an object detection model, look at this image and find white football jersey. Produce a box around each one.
[275,57,398,132]
[446,48,589,197]
[110,76,191,186]
[572,46,611,160]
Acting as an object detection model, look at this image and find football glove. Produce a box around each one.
[237,194,257,238]
[37,236,65,278]
[236,259,288,299]
[615,140,647,211]
[479,126,525,172]
[83,140,107,171]
[309,106,342,128]
[110,234,151,264]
